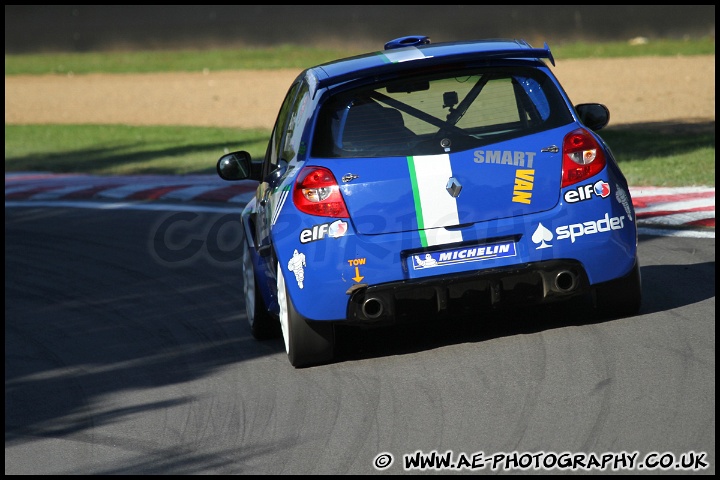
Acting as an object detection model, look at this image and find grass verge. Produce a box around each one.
[4,39,716,186]
[4,123,715,187]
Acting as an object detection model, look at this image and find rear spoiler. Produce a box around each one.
[316,42,555,89]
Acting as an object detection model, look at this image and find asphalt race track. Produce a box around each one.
[4,177,716,474]
[5,205,715,474]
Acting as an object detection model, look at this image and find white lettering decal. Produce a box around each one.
[555,213,626,243]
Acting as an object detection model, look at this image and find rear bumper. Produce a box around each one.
[345,259,589,325]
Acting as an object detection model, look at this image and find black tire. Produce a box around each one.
[277,261,335,368]
[243,241,278,340]
[593,258,642,319]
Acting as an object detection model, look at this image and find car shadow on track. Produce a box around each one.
[331,260,716,365]
[332,297,601,364]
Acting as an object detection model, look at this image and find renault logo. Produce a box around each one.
[446,177,462,198]
[342,173,359,183]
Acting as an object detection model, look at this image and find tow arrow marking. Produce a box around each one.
[352,267,364,283]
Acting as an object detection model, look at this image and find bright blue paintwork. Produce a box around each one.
[233,37,638,325]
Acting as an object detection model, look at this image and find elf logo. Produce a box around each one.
[512,169,534,204]
[299,220,348,244]
[564,180,610,203]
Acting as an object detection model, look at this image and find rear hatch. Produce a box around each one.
[331,128,565,236]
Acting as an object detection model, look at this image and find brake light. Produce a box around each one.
[292,166,349,217]
[561,128,606,188]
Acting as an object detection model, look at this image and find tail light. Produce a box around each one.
[293,166,349,217]
[561,128,607,188]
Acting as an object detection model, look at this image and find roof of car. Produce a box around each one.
[312,36,555,89]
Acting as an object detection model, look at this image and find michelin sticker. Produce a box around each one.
[411,240,516,270]
[287,249,307,289]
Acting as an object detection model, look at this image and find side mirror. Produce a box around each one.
[575,103,610,131]
[217,151,253,181]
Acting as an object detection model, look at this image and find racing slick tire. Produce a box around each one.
[277,261,335,368]
[243,241,278,340]
[592,259,642,319]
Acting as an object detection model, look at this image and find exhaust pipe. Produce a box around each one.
[362,297,385,320]
[554,270,578,293]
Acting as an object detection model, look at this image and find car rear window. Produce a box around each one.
[311,66,573,158]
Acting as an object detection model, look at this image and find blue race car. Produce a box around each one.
[217,36,641,367]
